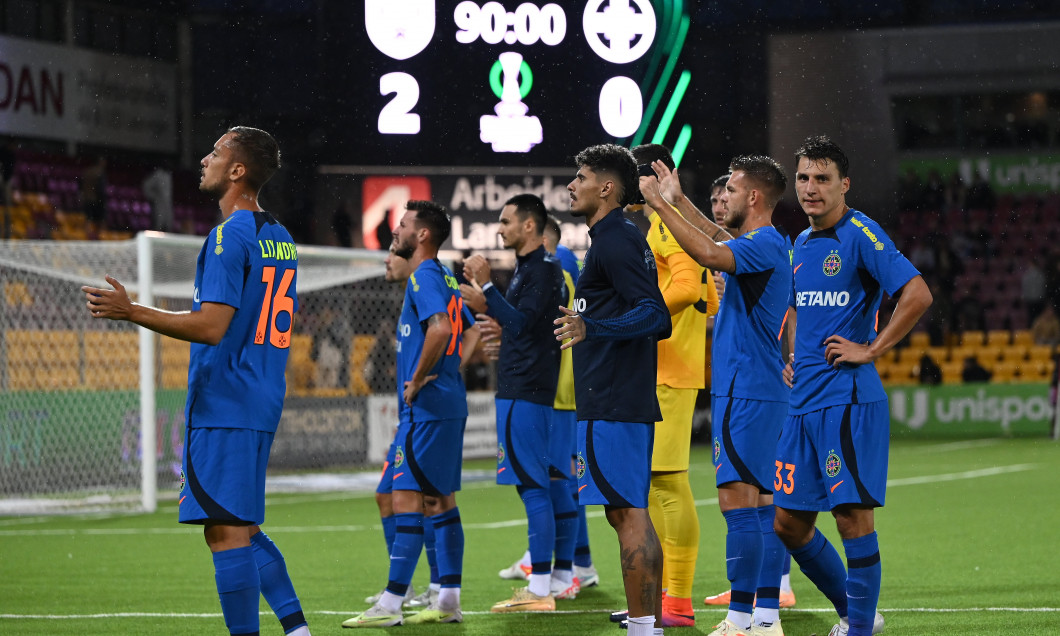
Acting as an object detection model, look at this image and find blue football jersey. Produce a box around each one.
[711,225,791,402]
[397,258,469,423]
[789,208,920,413]
[186,209,298,433]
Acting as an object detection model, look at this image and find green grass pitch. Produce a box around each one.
[2,438,1058,635]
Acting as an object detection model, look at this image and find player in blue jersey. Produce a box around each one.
[459,194,574,611]
[344,200,469,628]
[775,136,932,636]
[367,244,480,612]
[83,126,311,636]
[643,155,793,636]
[553,143,670,636]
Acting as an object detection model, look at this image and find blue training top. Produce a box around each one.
[187,209,298,433]
[397,258,469,423]
[711,225,792,403]
[483,245,565,405]
[571,208,670,424]
[789,208,920,414]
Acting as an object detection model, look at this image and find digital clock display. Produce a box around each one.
[344,0,692,168]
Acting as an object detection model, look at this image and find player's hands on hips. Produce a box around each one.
[554,305,585,350]
[459,279,488,314]
[83,275,133,321]
[462,254,492,286]
[652,160,685,204]
[403,374,437,407]
[783,353,794,388]
[824,335,873,367]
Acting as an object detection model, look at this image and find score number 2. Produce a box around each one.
[379,72,420,135]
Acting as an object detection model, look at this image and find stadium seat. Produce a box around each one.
[84,331,139,390]
[926,346,949,363]
[161,336,191,389]
[975,345,1003,368]
[1012,331,1034,347]
[1023,359,1055,382]
[960,330,985,347]
[991,360,1020,383]
[908,331,930,349]
[1000,344,1029,362]
[941,361,963,384]
[986,330,1011,346]
[349,335,377,396]
[4,330,81,390]
[287,334,315,396]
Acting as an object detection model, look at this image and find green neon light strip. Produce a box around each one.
[489,59,533,100]
[632,14,689,146]
[671,124,692,168]
[652,70,691,145]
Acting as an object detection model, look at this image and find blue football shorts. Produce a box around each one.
[773,400,890,511]
[549,408,577,479]
[711,395,787,493]
[495,398,552,488]
[376,441,397,495]
[391,417,466,497]
[179,426,273,526]
[576,419,653,508]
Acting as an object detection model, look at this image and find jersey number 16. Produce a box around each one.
[255,266,295,348]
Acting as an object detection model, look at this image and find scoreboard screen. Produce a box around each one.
[339,0,694,167]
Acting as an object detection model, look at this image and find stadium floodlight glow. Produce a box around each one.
[365,0,435,60]
[480,52,543,152]
[599,76,643,138]
[582,0,656,64]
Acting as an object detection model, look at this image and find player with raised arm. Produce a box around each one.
[553,143,670,636]
[83,126,311,636]
[642,155,793,636]
[626,143,719,629]
[459,194,572,611]
[343,200,469,628]
[775,136,932,636]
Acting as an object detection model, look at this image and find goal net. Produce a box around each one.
[0,232,392,514]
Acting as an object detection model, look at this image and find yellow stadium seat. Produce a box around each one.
[986,330,1011,346]
[898,347,926,365]
[1000,345,1028,363]
[286,334,315,396]
[960,330,985,346]
[5,330,81,390]
[1028,346,1054,362]
[1012,330,1033,346]
[349,335,376,396]
[926,346,949,363]
[941,360,963,384]
[908,332,930,349]
[975,346,1003,368]
[991,360,1020,383]
[1023,359,1055,382]
[160,336,190,389]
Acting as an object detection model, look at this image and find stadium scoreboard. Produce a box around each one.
[357,0,681,167]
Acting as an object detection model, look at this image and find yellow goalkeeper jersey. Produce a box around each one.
[553,266,577,410]
[648,210,718,389]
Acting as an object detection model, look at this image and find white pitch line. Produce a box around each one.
[0,463,1037,537]
[4,607,1059,621]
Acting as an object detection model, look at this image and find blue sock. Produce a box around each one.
[250,532,307,634]
[843,532,881,636]
[518,485,555,575]
[790,528,849,618]
[783,552,792,576]
[423,514,439,585]
[571,477,593,567]
[381,514,396,555]
[212,546,260,635]
[386,512,424,596]
[723,507,763,615]
[550,479,578,571]
[430,507,464,588]
[755,505,785,611]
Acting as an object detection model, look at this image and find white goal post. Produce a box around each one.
[0,232,389,514]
